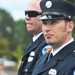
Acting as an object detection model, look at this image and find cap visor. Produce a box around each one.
[39,15,49,20]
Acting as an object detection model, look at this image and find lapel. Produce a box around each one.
[33,53,49,74]
[36,40,75,74]
[22,34,44,58]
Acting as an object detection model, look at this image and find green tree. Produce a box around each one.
[0,38,12,58]
[14,19,32,50]
[12,45,23,61]
[0,9,15,38]
[0,9,32,61]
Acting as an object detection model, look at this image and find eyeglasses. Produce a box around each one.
[25,10,42,17]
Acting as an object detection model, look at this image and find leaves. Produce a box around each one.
[0,9,32,61]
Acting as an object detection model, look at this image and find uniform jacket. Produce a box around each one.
[32,40,75,75]
[18,34,48,75]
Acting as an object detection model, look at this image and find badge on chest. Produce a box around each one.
[28,51,35,62]
[48,68,57,75]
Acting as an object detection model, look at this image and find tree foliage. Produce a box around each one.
[0,0,75,61]
[0,9,32,61]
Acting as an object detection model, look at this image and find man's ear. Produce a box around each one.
[67,21,74,32]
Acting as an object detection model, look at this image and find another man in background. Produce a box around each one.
[18,0,52,75]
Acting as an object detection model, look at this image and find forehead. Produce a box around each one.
[27,0,42,12]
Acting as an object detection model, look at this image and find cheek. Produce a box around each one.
[32,18,38,26]
[54,29,66,41]
[52,28,63,40]
[42,25,45,32]
[55,25,66,33]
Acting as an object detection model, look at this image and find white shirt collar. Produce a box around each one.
[32,32,43,42]
[51,38,74,56]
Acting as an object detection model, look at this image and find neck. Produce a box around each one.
[52,37,73,51]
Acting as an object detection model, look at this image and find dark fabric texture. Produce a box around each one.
[32,40,75,75]
[18,34,48,75]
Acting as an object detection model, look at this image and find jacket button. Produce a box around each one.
[25,69,28,72]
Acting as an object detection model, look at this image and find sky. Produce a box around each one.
[0,0,29,21]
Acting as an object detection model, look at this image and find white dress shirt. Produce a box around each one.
[32,32,43,42]
[50,38,74,56]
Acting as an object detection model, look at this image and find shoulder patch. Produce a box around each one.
[42,45,52,55]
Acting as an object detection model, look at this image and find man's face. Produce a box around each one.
[25,0,42,35]
[42,19,73,47]
[25,12,42,35]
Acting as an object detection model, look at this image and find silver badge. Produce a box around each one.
[48,15,52,19]
[74,50,75,52]
[30,51,35,56]
[40,15,48,20]
[28,57,33,62]
[48,68,57,75]
[69,16,71,19]
[27,51,35,62]
[45,1,52,8]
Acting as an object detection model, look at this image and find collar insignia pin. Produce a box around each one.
[48,15,52,19]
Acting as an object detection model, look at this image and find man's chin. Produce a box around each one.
[27,29,33,32]
[45,39,53,44]
[45,40,50,44]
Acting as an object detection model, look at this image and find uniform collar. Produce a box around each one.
[32,32,43,42]
[51,38,74,56]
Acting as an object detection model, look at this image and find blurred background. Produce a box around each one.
[0,0,33,75]
[0,0,75,75]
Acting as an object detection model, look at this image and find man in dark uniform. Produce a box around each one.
[32,0,75,75]
[17,0,52,75]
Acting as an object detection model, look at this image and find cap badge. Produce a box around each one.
[48,68,57,75]
[45,1,52,8]
[47,15,52,19]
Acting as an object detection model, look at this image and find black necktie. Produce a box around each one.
[47,53,53,61]
[50,53,53,59]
